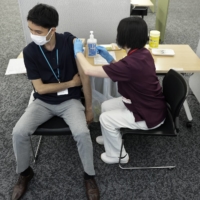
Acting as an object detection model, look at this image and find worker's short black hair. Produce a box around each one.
[116,17,148,49]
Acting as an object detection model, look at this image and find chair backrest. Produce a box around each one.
[17,0,130,45]
[162,69,188,121]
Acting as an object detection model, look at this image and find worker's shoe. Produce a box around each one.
[101,153,129,164]
[96,136,104,145]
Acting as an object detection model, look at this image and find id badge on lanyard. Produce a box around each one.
[57,89,68,95]
[39,46,69,95]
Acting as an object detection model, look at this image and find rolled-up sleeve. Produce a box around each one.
[23,48,40,80]
[102,59,132,82]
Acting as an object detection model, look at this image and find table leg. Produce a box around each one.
[183,100,193,127]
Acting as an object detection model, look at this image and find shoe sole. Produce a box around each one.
[102,159,129,164]
[101,156,129,164]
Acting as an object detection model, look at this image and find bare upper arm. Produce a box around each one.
[31,79,43,92]
[73,38,77,44]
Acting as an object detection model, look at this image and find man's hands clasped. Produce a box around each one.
[72,73,82,87]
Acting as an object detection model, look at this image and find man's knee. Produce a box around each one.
[72,126,90,141]
[12,123,29,138]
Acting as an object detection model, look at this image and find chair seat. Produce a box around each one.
[33,116,71,136]
[121,109,176,139]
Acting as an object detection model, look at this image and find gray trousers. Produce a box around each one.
[12,99,95,175]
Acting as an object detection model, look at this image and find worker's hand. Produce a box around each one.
[74,38,84,56]
[72,73,82,87]
[96,46,114,63]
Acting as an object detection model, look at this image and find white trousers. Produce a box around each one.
[99,97,151,158]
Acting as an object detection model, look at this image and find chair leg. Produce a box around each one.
[30,137,36,162]
[175,136,178,168]
[119,138,176,170]
[30,136,43,163]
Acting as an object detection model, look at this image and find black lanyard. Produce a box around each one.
[39,46,60,83]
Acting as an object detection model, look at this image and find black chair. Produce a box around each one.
[30,94,85,163]
[130,5,148,19]
[119,69,188,169]
[30,116,71,163]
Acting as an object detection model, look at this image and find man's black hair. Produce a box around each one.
[27,4,58,28]
[116,17,148,49]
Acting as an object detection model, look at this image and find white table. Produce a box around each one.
[130,0,153,7]
[86,44,200,125]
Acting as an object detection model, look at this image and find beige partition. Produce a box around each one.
[150,0,156,13]
[155,0,170,42]
[17,0,130,45]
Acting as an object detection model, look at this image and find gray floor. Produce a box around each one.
[0,0,200,200]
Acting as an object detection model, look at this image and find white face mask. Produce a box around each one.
[30,28,53,46]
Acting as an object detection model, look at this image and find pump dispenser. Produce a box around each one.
[87,31,97,57]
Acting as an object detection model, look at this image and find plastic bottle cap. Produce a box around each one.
[90,31,94,39]
[150,30,160,37]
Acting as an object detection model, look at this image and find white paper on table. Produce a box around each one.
[94,51,116,65]
[5,58,26,75]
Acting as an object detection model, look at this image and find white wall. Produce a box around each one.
[18,0,130,45]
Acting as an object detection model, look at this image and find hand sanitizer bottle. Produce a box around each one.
[87,31,97,57]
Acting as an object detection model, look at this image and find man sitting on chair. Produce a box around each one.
[11,3,99,200]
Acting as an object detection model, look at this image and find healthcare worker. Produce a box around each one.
[74,17,167,164]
